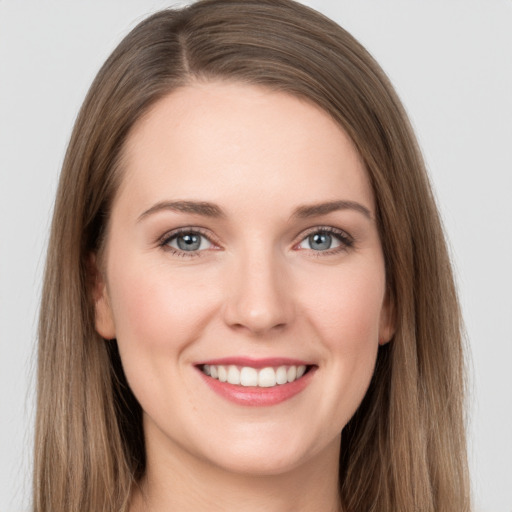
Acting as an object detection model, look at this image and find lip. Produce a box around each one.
[195,356,312,369]
[195,358,317,407]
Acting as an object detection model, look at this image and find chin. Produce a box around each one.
[206,448,308,477]
[193,424,337,478]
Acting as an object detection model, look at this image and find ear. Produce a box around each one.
[378,290,395,345]
[88,253,116,340]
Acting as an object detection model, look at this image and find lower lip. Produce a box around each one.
[197,367,316,406]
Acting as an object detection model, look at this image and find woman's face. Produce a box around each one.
[95,82,393,476]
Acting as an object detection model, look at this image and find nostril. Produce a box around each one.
[229,321,288,336]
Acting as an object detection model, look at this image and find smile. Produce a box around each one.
[201,364,308,387]
[196,358,316,406]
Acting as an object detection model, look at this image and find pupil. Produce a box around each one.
[310,232,331,250]
[177,233,201,251]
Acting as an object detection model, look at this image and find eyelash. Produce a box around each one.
[296,226,354,256]
[158,226,354,258]
[158,227,216,258]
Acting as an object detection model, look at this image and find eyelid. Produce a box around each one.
[158,227,221,255]
[156,225,354,257]
[293,226,354,252]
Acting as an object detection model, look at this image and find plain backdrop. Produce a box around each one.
[1,1,511,511]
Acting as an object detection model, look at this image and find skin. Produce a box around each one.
[94,81,394,512]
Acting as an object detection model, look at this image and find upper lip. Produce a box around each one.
[195,357,314,369]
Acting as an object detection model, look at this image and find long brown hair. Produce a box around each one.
[34,1,471,510]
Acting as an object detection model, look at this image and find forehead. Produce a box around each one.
[116,81,373,217]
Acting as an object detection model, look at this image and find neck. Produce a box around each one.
[131,429,342,512]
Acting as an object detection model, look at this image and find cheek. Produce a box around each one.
[106,259,220,392]
[302,260,386,348]
[110,259,216,342]
[105,259,226,431]
[297,259,385,418]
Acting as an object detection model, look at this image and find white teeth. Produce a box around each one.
[218,365,227,382]
[276,366,288,385]
[202,364,310,387]
[258,367,276,387]
[240,367,258,387]
[286,365,297,383]
[227,365,240,385]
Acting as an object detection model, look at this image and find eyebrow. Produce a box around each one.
[292,200,373,220]
[137,199,373,222]
[137,200,225,222]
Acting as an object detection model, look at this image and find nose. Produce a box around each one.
[223,248,294,336]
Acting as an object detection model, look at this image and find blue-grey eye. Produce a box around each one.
[298,231,342,251]
[167,232,212,252]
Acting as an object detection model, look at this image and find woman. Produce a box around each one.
[34,0,471,510]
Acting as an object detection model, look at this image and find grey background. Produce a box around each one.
[1,1,511,510]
